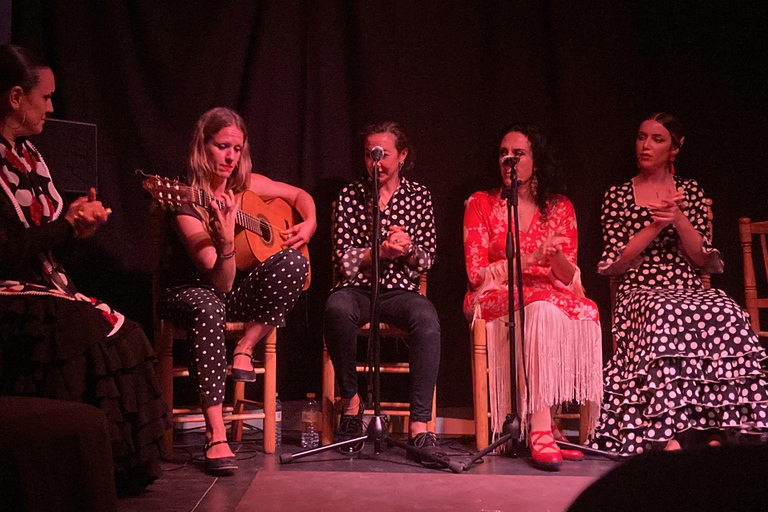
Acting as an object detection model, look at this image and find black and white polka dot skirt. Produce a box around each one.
[590,286,768,455]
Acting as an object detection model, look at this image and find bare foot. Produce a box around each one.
[663,439,681,451]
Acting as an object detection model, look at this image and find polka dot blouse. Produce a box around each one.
[332,177,436,291]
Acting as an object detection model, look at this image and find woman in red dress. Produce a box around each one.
[463,123,602,470]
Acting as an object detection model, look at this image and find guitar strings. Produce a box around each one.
[199,189,290,236]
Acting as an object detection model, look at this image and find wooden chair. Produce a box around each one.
[150,203,277,457]
[470,318,592,450]
[739,217,768,339]
[321,274,436,445]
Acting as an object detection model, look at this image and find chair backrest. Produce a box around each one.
[418,272,427,296]
[739,217,768,338]
[609,199,714,348]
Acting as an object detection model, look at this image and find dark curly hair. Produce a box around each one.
[496,122,565,219]
[360,121,414,173]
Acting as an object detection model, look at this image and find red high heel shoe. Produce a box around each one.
[529,430,563,471]
[551,424,584,461]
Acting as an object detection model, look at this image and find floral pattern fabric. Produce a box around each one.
[463,189,599,324]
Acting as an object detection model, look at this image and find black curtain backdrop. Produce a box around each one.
[11,1,768,405]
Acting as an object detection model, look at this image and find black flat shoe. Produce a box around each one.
[231,352,257,382]
[204,440,238,476]
[336,401,365,454]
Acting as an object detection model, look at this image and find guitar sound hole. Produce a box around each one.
[260,220,272,242]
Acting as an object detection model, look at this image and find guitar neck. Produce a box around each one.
[197,189,263,235]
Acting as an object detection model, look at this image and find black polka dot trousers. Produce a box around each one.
[323,287,441,424]
[159,249,308,407]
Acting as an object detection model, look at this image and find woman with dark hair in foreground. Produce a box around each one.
[0,43,169,493]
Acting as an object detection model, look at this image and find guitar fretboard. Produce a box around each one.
[196,189,266,239]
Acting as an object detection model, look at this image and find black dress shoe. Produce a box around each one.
[231,352,257,382]
[336,401,365,454]
[407,432,446,468]
[204,440,238,476]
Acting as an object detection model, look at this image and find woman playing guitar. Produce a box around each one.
[157,107,315,474]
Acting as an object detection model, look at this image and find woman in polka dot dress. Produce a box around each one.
[590,112,768,455]
[464,123,603,470]
[323,121,442,462]
[158,108,314,473]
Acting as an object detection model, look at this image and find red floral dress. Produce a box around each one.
[463,189,599,324]
[463,189,602,436]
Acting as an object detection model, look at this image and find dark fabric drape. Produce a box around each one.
[12,1,768,405]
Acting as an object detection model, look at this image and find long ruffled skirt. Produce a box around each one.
[0,295,170,492]
[589,287,768,455]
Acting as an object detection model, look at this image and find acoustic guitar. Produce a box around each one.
[142,174,311,290]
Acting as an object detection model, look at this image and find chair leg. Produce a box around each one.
[230,381,246,441]
[321,340,336,446]
[578,402,590,445]
[472,319,489,451]
[156,320,175,459]
[262,328,277,454]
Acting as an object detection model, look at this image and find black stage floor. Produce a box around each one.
[118,409,619,512]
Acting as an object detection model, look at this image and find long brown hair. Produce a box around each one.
[188,107,252,194]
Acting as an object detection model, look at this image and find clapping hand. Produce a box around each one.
[525,228,568,267]
[648,189,686,228]
[65,188,111,239]
[381,225,413,260]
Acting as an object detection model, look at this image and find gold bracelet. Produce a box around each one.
[219,249,236,260]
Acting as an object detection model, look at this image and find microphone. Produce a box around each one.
[370,146,384,162]
[501,155,520,168]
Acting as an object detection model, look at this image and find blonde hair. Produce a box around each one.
[188,107,252,194]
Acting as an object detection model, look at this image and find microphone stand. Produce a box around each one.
[455,160,526,470]
[281,159,462,473]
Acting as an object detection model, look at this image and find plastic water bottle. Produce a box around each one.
[300,393,321,449]
[275,393,282,448]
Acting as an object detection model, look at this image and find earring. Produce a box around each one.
[669,155,676,175]
[398,161,404,172]
[530,174,539,197]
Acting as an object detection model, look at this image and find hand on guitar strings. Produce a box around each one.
[65,187,112,239]
[280,219,316,249]
[381,225,413,261]
[208,190,238,256]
